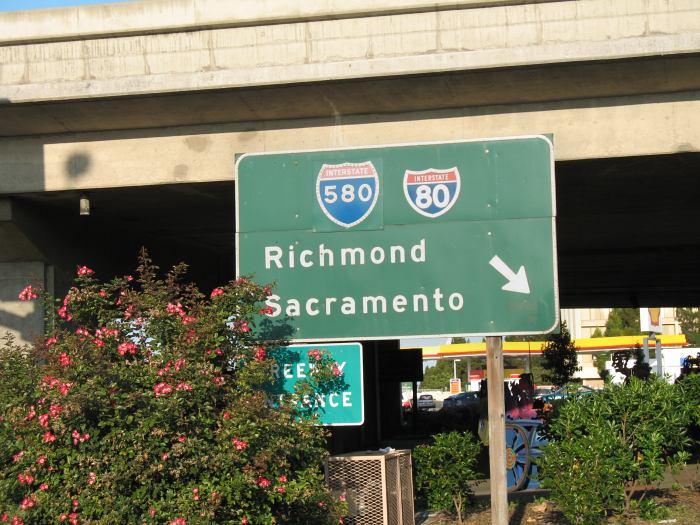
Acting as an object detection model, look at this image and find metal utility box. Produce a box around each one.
[326,449,415,525]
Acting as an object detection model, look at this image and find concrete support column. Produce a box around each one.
[0,261,47,346]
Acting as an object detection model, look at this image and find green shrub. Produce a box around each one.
[676,373,700,427]
[0,253,345,524]
[413,431,481,524]
[539,377,692,525]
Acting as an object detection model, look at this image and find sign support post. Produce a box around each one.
[487,336,508,525]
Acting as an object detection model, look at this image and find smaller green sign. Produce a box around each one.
[269,343,364,426]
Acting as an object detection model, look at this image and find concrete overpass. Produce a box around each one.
[1,0,700,344]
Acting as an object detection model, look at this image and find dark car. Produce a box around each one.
[538,384,598,402]
[442,391,480,410]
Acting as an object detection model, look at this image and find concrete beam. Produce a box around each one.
[0,0,567,44]
[1,0,698,103]
[1,91,698,194]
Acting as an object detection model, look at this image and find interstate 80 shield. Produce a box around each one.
[403,167,461,218]
[316,161,379,228]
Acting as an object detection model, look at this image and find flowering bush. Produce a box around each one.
[0,252,345,524]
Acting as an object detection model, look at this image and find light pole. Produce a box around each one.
[453,359,460,379]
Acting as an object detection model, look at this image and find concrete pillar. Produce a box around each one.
[0,261,47,346]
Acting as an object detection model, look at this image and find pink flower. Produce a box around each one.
[38,413,50,428]
[59,383,73,396]
[181,315,197,325]
[18,285,38,301]
[241,519,249,525]
[25,407,36,421]
[39,483,49,491]
[98,290,107,298]
[175,383,193,392]
[57,305,72,321]
[11,516,24,525]
[308,349,323,361]
[161,452,169,461]
[42,376,60,389]
[59,352,72,366]
[177,435,186,443]
[50,404,62,417]
[254,347,266,361]
[117,342,137,356]
[170,519,186,525]
[46,337,58,346]
[43,431,57,443]
[148,508,157,517]
[93,338,104,348]
[72,430,90,445]
[87,472,96,485]
[12,451,24,463]
[232,438,248,451]
[332,364,341,376]
[36,455,47,465]
[210,287,224,298]
[259,306,273,315]
[276,486,286,494]
[166,302,184,315]
[192,487,200,501]
[236,321,251,333]
[153,382,173,397]
[278,475,288,483]
[77,265,94,276]
[256,476,270,488]
[18,473,33,484]
[223,411,232,420]
[212,376,225,385]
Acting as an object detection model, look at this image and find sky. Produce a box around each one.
[0,0,135,11]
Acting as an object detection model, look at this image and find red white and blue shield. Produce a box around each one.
[403,167,461,218]
[316,161,379,228]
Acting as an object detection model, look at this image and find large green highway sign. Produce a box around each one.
[236,136,558,342]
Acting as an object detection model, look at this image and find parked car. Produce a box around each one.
[442,391,480,410]
[533,385,554,397]
[537,384,598,402]
[417,394,436,410]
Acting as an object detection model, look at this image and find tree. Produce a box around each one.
[604,308,641,337]
[0,253,345,524]
[541,321,581,387]
[675,307,700,347]
[421,359,487,391]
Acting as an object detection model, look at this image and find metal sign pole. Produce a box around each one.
[487,336,508,525]
[655,338,663,376]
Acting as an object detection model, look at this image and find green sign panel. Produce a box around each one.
[269,343,364,426]
[236,136,558,341]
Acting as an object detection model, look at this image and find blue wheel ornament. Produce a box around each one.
[505,424,530,492]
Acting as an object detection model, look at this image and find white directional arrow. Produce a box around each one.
[489,255,531,294]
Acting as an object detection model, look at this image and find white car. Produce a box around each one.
[417,394,436,410]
